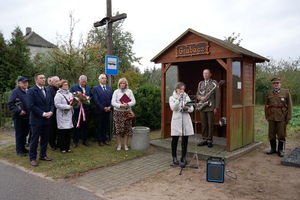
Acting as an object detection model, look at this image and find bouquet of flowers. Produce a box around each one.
[70,91,90,107]
[63,92,90,114]
[64,92,90,128]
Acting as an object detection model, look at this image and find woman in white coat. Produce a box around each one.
[169,82,194,166]
[54,80,74,153]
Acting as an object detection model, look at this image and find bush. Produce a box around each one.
[133,85,161,129]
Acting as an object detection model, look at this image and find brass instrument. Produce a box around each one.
[195,80,224,111]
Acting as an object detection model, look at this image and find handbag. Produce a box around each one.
[125,110,135,120]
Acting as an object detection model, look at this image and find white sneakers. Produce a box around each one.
[117,145,129,151]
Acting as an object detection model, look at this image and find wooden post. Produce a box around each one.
[93,0,127,87]
[106,0,112,86]
[161,64,166,138]
[226,58,233,151]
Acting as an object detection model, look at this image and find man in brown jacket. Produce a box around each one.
[265,78,292,157]
[196,69,220,148]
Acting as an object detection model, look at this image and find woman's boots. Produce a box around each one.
[171,136,179,165]
[180,136,188,167]
[171,136,189,166]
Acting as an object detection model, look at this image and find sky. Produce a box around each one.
[1,0,300,71]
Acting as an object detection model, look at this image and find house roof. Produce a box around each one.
[151,28,270,63]
[24,31,56,48]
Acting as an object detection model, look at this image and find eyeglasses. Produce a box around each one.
[272,82,280,84]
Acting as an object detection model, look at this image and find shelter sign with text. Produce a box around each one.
[176,42,210,57]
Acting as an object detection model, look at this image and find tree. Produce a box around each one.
[7,27,35,89]
[34,13,106,84]
[224,32,243,46]
[112,65,144,90]
[134,85,161,129]
[0,32,11,93]
[142,66,161,87]
[256,58,300,105]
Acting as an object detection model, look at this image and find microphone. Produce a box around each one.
[180,93,184,99]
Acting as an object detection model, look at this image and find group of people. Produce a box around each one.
[8,73,136,167]
[8,68,292,168]
[169,69,292,167]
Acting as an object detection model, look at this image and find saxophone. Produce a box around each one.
[196,80,224,111]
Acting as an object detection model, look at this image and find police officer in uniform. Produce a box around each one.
[265,78,292,157]
[196,69,220,148]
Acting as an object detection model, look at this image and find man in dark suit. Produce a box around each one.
[27,73,54,166]
[93,74,112,146]
[8,77,30,156]
[70,75,91,147]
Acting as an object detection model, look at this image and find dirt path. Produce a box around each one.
[104,134,300,200]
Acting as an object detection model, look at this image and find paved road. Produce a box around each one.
[0,161,102,200]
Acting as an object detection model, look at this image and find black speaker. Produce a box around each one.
[206,157,225,183]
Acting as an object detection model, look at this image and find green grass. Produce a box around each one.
[0,140,144,179]
[255,106,300,143]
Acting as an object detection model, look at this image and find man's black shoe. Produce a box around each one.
[207,142,213,148]
[197,141,208,146]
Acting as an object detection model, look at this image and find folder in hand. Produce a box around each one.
[119,93,131,104]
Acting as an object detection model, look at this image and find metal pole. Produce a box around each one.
[106,0,112,87]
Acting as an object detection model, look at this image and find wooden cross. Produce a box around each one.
[94,0,127,86]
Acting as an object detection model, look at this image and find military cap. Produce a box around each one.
[271,77,281,83]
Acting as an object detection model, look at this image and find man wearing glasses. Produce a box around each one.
[265,78,292,157]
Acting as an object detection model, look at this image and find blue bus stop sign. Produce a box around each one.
[105,55,118,75]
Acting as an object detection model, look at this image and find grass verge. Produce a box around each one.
[0,140,144,179]
[255,106,300,143]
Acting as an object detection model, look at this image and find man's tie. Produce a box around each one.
[41,87,46,97]
[103,85,106,91]
[80,86,86,94]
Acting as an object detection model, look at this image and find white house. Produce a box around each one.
[24,27,56,59]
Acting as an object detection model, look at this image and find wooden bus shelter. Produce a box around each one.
[151,28,269,151]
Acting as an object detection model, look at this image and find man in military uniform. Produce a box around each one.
[196,69,220,148]
[265,78,292,157]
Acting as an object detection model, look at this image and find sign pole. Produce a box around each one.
[94,0,126,141]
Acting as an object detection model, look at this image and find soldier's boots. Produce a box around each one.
[266,139,277,155]
[277,141,284,157]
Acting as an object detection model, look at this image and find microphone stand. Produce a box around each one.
[178,94,200,175]
[179,93,185,175]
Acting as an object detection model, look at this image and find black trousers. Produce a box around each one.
[171,136,189,159]
[73,112,89,144]
[58,129,72,151]
[49,117,58,148]
[29,124,50,161]
[13,117,29,154]
[96,112,110,142]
